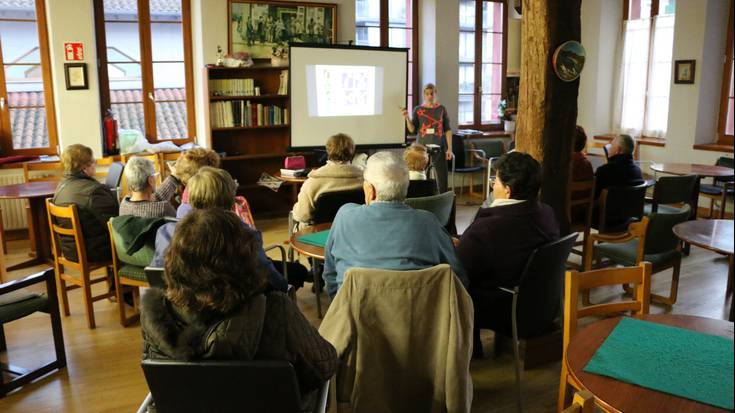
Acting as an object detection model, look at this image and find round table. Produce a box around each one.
[673,219,734,320]
[289,222,331,261]
[567,314,734,413]
[0,181,58,274]
[649,163,734,178]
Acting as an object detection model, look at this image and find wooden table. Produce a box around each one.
[649,163,734,178]
[567,314,734,413]
[0,181,57,274]
[289,222,331,261]
[673,219,734,320]
[276,173,307,204]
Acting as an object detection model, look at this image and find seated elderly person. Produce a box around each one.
[142,208,337,398]
[457,152,559,355]
[119,156,181,218]
[53,144,118,262]
[292,133,363,226]
[571,126,594,182]
[323,151,467,298]
[594,134,643,199]
[404,143,439,198]
[151,167,288,292]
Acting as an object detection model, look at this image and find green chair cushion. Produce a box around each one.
[595,240,680,272]
[119,265,148,283]
[0,292,48,324]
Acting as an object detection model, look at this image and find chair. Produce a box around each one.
[470,138,506,199]
[561,390,594,413]
[645,174,698,216]
[139,359,328,413]
[143,267,166,289]
[120,153,162,198]
[699,156,734,219]
[406,179,438,198]
[23,161,63,183]
[450,135,486,202]
[405,191,455,228]
[567,179,595,269]
[104,162,125,201]
[0,269,66,397]
[475,233,578,413]
[107,219,156,326]
[46,200,114,329]
[596,181,652,234]
[158,151,182,179]
[558,262,651,412]
[312,189,365,225]
[584,205,690,307]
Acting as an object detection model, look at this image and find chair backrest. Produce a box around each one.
[46,199,87,267]
[599,181,651,233]
[651,175,698,211]
[141,359,303,413]
[516,233,578,337]
[159,152,183,179]
[406,179,438,198]
[405,191,455,227]
[563,262,651,352]
[644,205,691,255]
[470,138,506,160]
[23,161,63,183]
[714,156,734,184]
[312,189,365,225]
[566,178,595,226]
[143,267,166,289]
[104,161,125,189]
[561,390,595,413]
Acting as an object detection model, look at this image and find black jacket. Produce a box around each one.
[594,154,644,199]
[52,172,119,263]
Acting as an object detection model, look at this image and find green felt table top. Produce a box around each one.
[296,230,330,248]
[584,317,734,410]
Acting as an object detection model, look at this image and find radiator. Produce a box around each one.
[0,174,28,230]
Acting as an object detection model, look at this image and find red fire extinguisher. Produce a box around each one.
[103,109,118,155]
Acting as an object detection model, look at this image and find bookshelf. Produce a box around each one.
[204,61,312,216]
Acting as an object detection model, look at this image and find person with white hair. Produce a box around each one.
[322,151,467,298]
[119,156,181,218]
[594,133,644,199]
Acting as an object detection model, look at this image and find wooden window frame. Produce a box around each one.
[458,0,507,132]
[716,1,734,146]
[93,0,195,149]
[0,0,58,156]
[356,0,420,110]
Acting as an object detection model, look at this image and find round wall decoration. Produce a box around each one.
[552,41,586,82]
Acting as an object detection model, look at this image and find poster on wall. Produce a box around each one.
[229,0,337,58]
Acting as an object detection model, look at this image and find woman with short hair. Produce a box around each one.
[291,133,363,226]
[141,208,337,396]
[52,144,119,262]
[119,157,181,218]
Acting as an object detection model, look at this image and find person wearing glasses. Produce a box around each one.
[119,156,182,218]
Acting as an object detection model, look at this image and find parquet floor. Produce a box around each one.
[0,198,731,412]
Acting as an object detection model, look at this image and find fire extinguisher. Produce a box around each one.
[103,109,118,155]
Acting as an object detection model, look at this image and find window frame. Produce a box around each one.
[716,1,734,146]
[457,0,507,131]
[355,0,420,110]
[93,0,196,149]
[0,0,59,156]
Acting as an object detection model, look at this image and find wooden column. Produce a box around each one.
[516,0,582,232]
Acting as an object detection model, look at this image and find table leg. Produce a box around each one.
[7,197,52,271]
[292,182,299,205]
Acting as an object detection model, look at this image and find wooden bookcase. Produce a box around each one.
[204,61,312,216]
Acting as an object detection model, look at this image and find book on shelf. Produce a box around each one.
[280,168,307,178]
[210,100,287,128]
[209,78,255,96]
[278,70,289,95]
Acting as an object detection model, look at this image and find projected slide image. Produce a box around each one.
[306,65,384,117]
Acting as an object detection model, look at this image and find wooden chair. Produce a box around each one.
[699,156,734,219]
[120,153,162,198]
[46,199,114,329]
[584,206,690,306]
[561,390,594,413]
[558,262,651,412]
[158,151,182,180]
[22,161,64,255]
[567,178,595,269]
[107,220,153,327]
[596,181,652,235]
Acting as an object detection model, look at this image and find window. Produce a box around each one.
[94,0,194,149]
[717,4,733,145]
[458,0,506,130]
[616,0,676,139]
[356,0,419,109]
[0,0,57,155]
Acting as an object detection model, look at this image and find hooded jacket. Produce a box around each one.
[291,162,363,224]
[141,289,337,393]
[457,200,559,292]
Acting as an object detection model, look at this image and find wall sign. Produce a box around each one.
[64,42,85,61]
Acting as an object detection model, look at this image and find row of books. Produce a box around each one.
[210,78,256,96]
[210,100,288,128]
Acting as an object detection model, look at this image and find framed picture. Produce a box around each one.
[674,60,696,84]
[229,0,337,58]
[64,63,88,90]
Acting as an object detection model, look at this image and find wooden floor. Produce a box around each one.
[0,196,731,413]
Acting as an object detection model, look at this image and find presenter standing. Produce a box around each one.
[401,83,454,193]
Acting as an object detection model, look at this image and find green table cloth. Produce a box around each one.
[297,230,330,248]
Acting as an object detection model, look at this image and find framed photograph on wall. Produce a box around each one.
[229,0,337,58]
[64,63,88,90]
[674,60,696,84]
